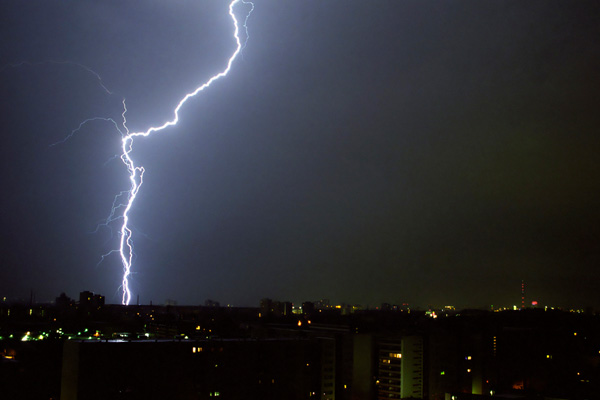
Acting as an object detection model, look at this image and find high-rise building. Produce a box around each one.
[320,337,336,400]
[521,280,525,309]
[377,335,424,399]
[61,338,321,400]
[78,291,104,313]
[259,298,293,317]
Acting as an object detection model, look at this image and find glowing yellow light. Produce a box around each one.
[297,320,302,326]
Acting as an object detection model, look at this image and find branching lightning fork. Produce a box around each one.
[114,0,253,305]
[0,60,112,94]
[0,1,253,305]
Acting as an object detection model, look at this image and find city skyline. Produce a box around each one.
[2,282,592,313]
[1,0,599,308]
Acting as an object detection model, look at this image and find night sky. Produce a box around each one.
[1,0,599,308]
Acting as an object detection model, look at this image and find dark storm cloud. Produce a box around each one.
[1,0,599,308]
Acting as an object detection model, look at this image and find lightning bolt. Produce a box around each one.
[0,60,112,94]
[115,0,254,305]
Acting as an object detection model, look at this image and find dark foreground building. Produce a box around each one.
[61,338,321,400]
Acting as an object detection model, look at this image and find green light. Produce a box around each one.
[440,371,445,375]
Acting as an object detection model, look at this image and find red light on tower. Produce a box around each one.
[532,301,538,306]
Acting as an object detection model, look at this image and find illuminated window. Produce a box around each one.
[192,347,196,353]
[389,353,402,358]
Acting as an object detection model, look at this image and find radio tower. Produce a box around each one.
[521,280,525,309]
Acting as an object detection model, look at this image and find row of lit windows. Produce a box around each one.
[191,346,226,353]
